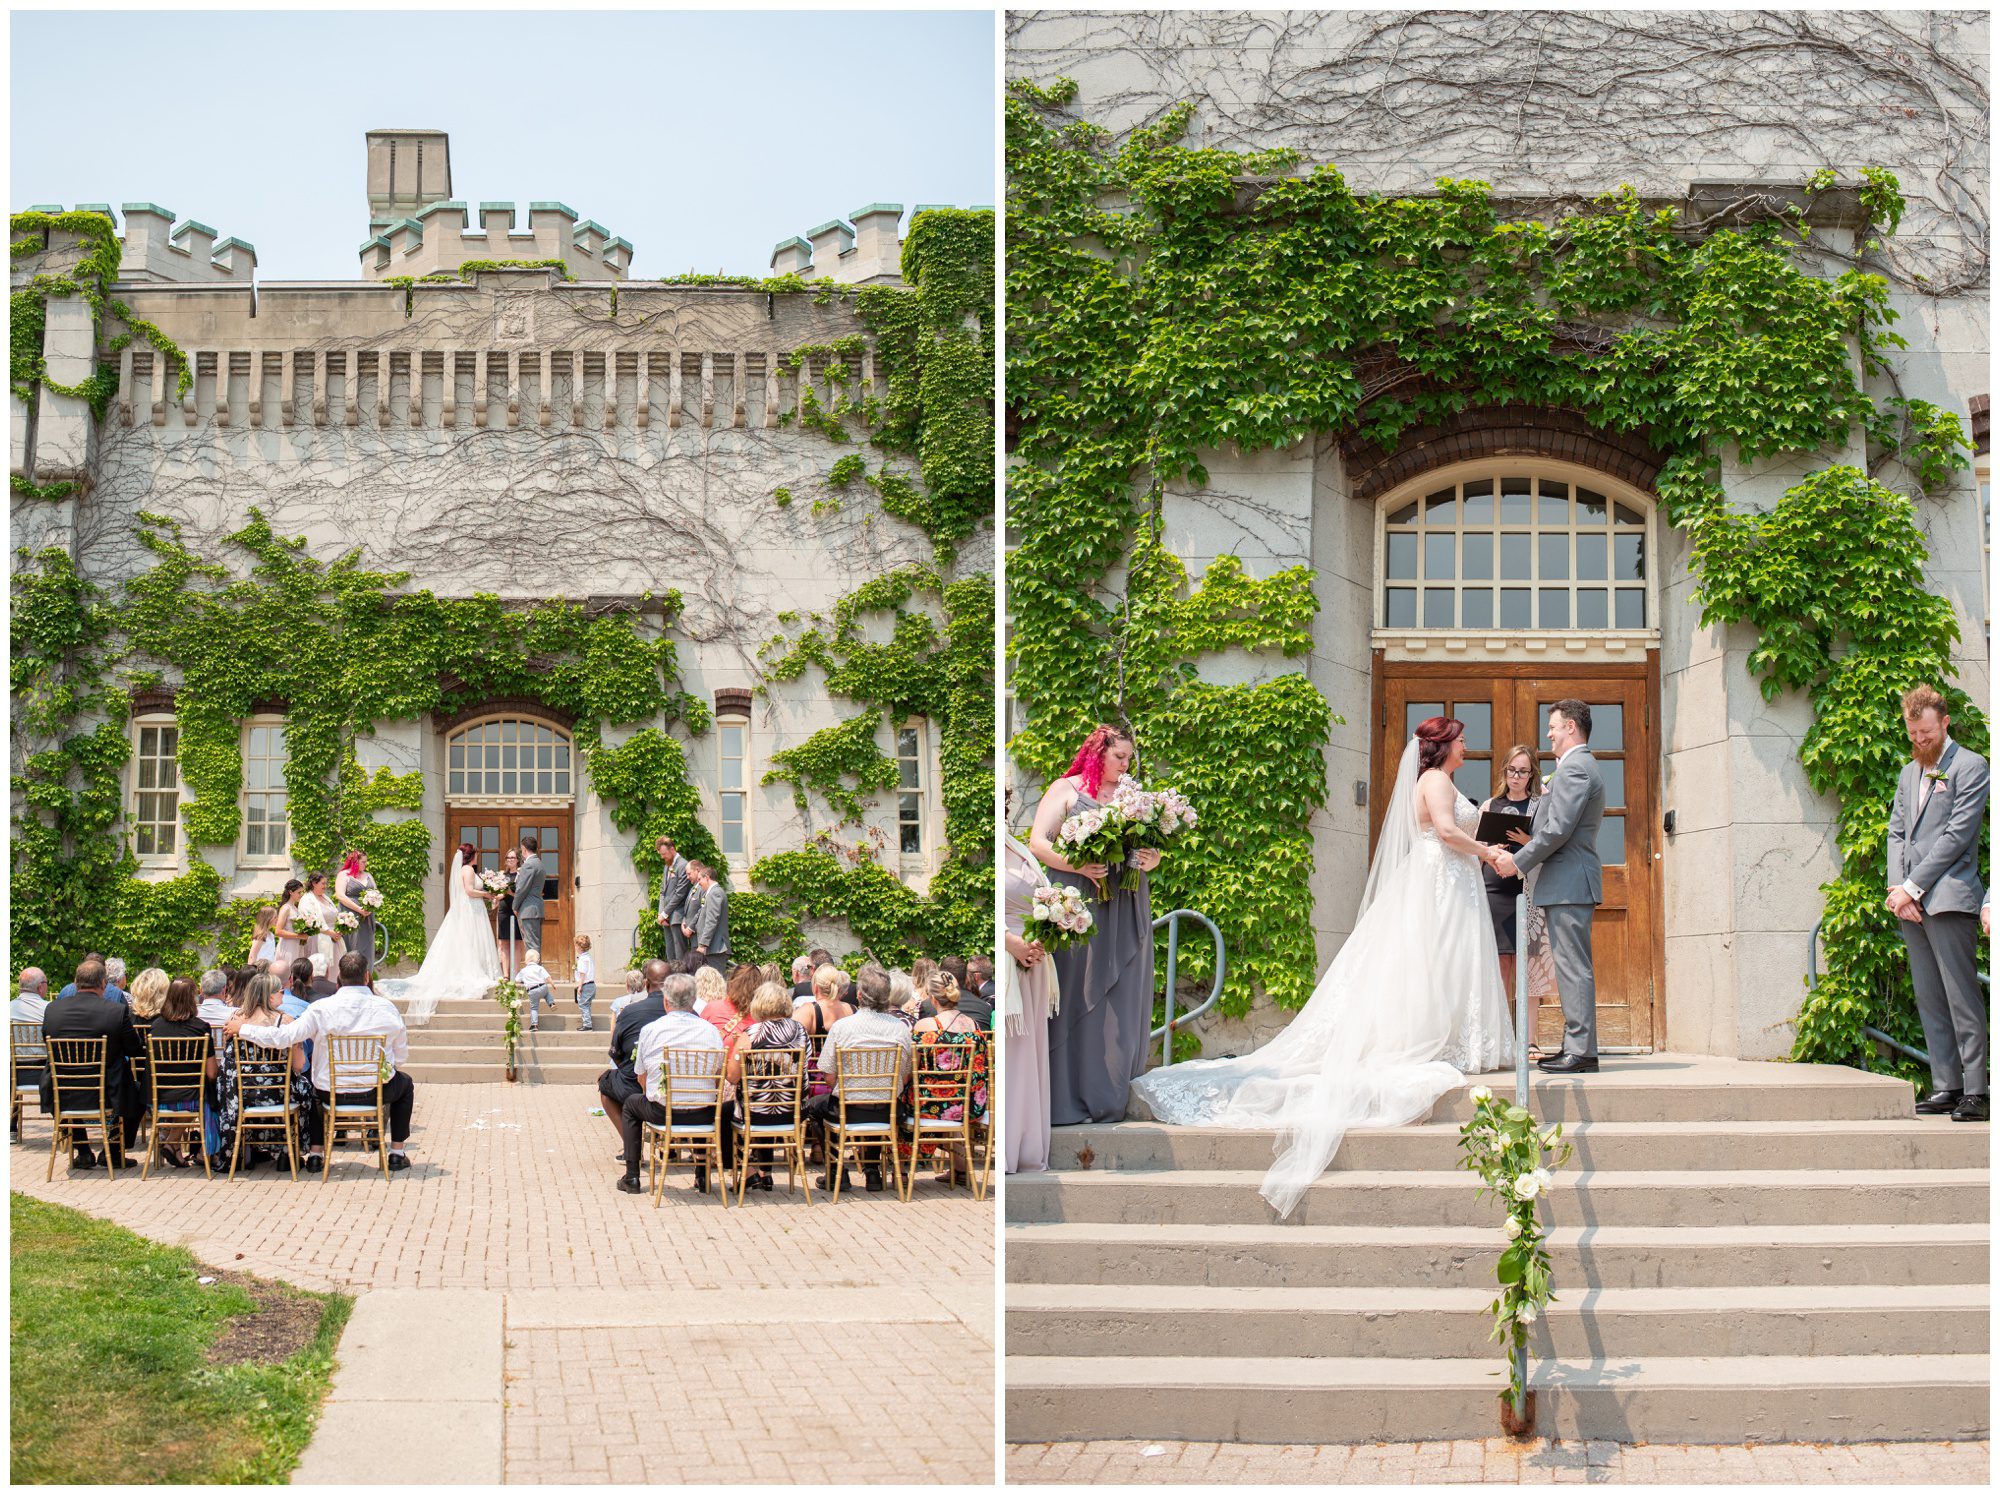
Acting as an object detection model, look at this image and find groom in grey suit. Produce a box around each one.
[1495,700,1607,1074]
[1887,685,1989,1123]
[513,836,547,961]
[654,836,693,961]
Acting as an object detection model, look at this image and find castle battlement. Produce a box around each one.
[358,193,632,284]
[769,202,988,285]
[17,203,259,284]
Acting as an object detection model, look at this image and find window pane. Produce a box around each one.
[1500,588,1531,627]
[900,822,921,855]
[1538,490,1570,526]
[481,826,498,849]
[1462,532,1493,580]
[721,725,744,758]
[1597,815,1625,864]
[139,759,157,789]
[899,756,920,789]
[1461,482,1492,525]
[1592,704,1624,750]
[137,825,156,855]
[1423,588,1454,627]
[502,770,518,795]
[1539,589,1569,628]
[1424,488,1456,525]
[1600,758,1626,808]
[246,757,265,791]
[1453,761,1488,803]
[722,821,744,857]
[1500,533,1531,579]
[1577,489,1607,524]
[1576,533,1607,581]
[485,771,500,794]
[1388,500,1418,526]
[1538,534,1569,580]
[1614,503,1643,526]
[159,824,175,853]
[162,728,177,754]
[555,769,570,794]
[1462,588,1493,628]
[1405,702,1445,737]
[721,758,744,791]
[246,822,264,856]
[1615,533,1645,580]
[160,760,177,790]
[556,744,571,769]
[1499,478,1532,524]
[1424,533,1455,579]
[1457,701,1492,752]
[1386,588,1416,626]
[1385,532,1417,579]
[1577,589,1609,628]
[450,771,465,795]
[897,727,918,758]
[1615,588,1645,628]
[538,744,552,769]
[537,772,553,794]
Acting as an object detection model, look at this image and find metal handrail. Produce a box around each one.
[1511,892,1531,1417]
[1803,916,1991,1070]
[1149,909,1226,1056]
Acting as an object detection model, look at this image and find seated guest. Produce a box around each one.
[805,964,913,1193]
[39,958,146,1168]
[758,962,784,989]
[961,956,996,1029]
[147,978,211,1168]
[890,968,923,1025]
[517,948,553,1033]
[600,959,668,1155]
[226,952,415,1172]
[281,956,318,1071]
[704,964,758,1053]
[104,957,131,1004]
[12,966,49,1024]
[909,971,990,1185]
[57,951,128,1007]
[941,955,970,993]
[618,973,731,1195]
[726,981,808,1191]
[211,972,313,1170]
[789,955,815,1002]
[308,951,338,1000]
[608,968,646,1021]
[692,962,727,1018]
[195,968,236,1029]
[125,966,170,1101]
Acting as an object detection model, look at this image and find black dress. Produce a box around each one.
[496,888,519,942]
[1480,793,1535,954]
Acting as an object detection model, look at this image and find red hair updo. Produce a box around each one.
[458,841,478,867]
[1415,716,1464,774]
[1066,723,1137,799]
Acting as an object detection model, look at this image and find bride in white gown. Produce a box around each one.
[1131,719,1515,1217]
[378,843,502,1025]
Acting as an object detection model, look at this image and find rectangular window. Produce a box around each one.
[242,721,289,862]
[897,722,926,857]
[133,721,180,857]
[718,719,748,858]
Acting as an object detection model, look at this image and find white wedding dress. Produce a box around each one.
[1131,737,1514,1217]
[378,850,502,1025]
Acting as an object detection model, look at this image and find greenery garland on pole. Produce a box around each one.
[1005,81,1980,1075]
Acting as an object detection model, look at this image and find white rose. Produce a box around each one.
[1502,1214,1523,1239]
[1512,1172,1542,1201]
[1468,1085,1492,1104]
[1531,1167,1554,1194]
[1517,1302,1539,1325]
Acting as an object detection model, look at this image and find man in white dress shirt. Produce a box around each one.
[618,973,730,1195]
[226,951,417,1170]
[11,967,49,1025]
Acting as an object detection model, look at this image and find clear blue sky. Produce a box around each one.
[11,10,994,279]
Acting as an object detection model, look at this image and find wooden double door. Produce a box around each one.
[1373,659,1661,1051]
[444,808,574,979]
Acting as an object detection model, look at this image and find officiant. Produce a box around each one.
[1479,744,1539,1000]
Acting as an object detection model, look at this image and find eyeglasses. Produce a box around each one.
[1505,766,1532,776]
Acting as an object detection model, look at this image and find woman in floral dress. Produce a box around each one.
[905,970,989,1184]
[206,972,314,1171]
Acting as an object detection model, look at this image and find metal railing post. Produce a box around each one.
[1515,892,1530,1110]
[1149,909,1226,1060]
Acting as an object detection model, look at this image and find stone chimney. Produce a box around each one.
[366,129,453,228]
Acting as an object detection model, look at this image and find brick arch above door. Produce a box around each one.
[1341,406,1667,503]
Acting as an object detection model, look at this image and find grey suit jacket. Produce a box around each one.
[1511,747,1606,907]
[695,880,730,954]
[1888,740,1989,916]
[658,854,691,923]
[513,853,546,921]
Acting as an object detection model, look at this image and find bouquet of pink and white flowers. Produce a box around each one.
[479,869,513,898]
[333,909,360,934]
[1027,880,1095,952]
[1053,801,1131,901]
[1108,777,1198,857]
[360,888,385,911]
[292,906,328,937]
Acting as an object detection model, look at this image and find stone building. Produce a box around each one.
[12,129,992,976]
[1006,10,1989,1060]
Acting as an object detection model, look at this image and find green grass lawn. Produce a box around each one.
[10,1192,352,1484]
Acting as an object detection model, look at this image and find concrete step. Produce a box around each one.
[401,1060,603,1085]
[1049,1118,1988,1174]
[1125,1057,1916,1126]
[1004,1168,1990,1228]
[407,1010,600,1033]
[1006,1282,1991,1360]
[1004,1353,1991,1444]
[384,994,572,1017]
[1003,1221,1992,1291]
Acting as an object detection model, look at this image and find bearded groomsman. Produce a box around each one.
[654,836,693,961]
[1887,685,1989,1123]
[691,861,731,974]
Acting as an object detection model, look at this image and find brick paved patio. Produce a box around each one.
[12,1082,995,1483]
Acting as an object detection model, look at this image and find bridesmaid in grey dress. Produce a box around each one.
[1030,724,1164,1126]
[336,850,380,977]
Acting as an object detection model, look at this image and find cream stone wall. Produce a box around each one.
[1007,8,1989,1061]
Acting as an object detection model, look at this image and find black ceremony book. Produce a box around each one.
[1474,807,1534,848]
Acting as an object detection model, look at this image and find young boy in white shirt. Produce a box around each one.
[572,934,597,1032]
[517,948,553,1033]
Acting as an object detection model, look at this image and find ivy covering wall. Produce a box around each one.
[10,207,994,977]
[1005,82,1981,1074]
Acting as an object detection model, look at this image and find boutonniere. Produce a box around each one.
[1924,769,1948,784]
[1539,774,1553,793]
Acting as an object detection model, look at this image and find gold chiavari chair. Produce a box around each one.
[734,1044,812,1205]
[12,1019,47,1142]
[45,1036,118,1179]
[900,1029,978,1196]
[228,1040,301,1180]
[322,1036,392,1182]
[143,1034,211,1179]
[824,1043,905,1201]
[644,1047,732,1206]
[973,1031,995,1201]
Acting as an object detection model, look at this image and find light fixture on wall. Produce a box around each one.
[1355,780,1367,806]
[1663,809,1677,837]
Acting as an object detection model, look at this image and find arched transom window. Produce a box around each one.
[447,716,573,801]
[1382,472,1651,631]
